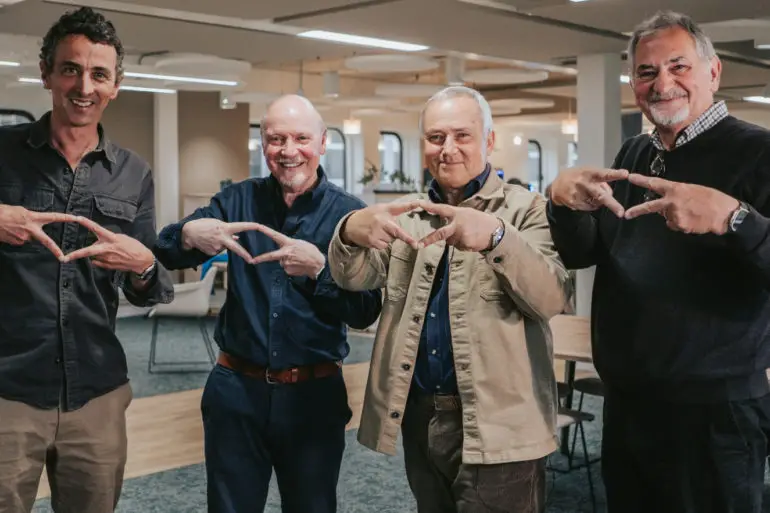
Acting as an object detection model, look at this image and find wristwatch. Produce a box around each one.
[135,259,157,281]
[481,219,505,255]
[728,201,750,233]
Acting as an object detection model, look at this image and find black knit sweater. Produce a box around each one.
[548,116,770,402]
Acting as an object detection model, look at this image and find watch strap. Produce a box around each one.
[136,260,157,281]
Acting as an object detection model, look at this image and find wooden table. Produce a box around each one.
[549,314,593,454]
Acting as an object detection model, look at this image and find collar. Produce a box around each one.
[27,111,118,167]
[268,165,329,204]
[650,100,729,151]
[428,163,493,204]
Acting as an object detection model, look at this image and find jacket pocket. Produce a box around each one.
[0,185,55,254]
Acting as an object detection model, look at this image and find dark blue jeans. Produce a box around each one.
[200,363,352,513]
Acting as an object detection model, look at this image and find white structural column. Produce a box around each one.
[574,53,622,316]
[153,92,180,230]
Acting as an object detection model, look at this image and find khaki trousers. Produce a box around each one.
[0,383,132,513]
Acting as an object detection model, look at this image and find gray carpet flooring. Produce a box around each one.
[30,316,770,512]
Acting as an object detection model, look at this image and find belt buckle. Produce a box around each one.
[265,368,278,384]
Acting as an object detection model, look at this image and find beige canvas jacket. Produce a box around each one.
[328,172,571,464]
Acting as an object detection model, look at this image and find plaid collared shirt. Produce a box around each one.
[650,100,729,151]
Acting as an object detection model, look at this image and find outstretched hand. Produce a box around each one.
[416,200,501,252]
[341,201,422,249]
[250,224,325,278]
[624,174,739,235]
[0,205,80,260]
[550,167,629,217]
[61,217,155,274]
[181,218,275,262]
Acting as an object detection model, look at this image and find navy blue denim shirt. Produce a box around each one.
[412,165,491,394]
[154,167,382,368]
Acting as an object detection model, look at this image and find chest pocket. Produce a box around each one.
[0,183,54,212]
[386,242,415,302]
[90,195,137,237]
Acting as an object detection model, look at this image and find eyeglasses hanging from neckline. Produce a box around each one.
[645,151,665,202]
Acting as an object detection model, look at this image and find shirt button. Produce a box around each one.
[55,358,61,364]
[431,349,437,355]
[493,256,503,264]
[272,351,278,357]
[401,363,411,371]
[412,315,420,323]
[62,319,69,327]
[429,312,436,318]
[390,411,400,419]
[425,264,434,275]
[272,313,278,318]
[62,279,70,288]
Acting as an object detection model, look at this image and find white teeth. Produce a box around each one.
[280,162,302,168]
[71,99,93,107]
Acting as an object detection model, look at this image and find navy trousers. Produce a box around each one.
[201,363,352,513]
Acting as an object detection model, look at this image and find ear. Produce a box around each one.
[319,129,327,156]
[39,60,50,90]
[709,56,722,93]
[486,129,495,157]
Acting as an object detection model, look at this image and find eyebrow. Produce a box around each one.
[59,60,112,75]
[636,56,688,72]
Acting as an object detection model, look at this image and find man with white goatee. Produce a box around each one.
[154,95,382,513]
[548,10,770,513]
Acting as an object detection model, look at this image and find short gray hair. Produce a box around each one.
[627,11,716,69]
[419,85,493,137]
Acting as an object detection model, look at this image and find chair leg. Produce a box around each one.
[569,392,586,467]
[579,422,597,513]
[147,316,160,374]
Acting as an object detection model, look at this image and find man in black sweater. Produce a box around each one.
[548,10,770,513]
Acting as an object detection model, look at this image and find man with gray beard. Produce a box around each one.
[547,10,770,513]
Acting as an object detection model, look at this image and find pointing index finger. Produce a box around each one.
[417,200,455,218]
[70,216,116,241]
[227,222,291,246]
[627,173,673,194]
[384,201,422,217]
[588,168,629,183]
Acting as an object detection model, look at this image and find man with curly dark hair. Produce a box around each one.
[0,7,173,512]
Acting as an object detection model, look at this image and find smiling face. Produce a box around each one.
[422,95,494,192]
[261,95,327,193]
[631,26,721,134]
[41,34,120,129]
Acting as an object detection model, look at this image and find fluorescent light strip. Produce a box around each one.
[124,71,237,86]
[743,96,770,105]
[297,30,428,52]
[122,85,176,94]
[0,61,20,67]
[18,77,174,94]
[620,75,630,83]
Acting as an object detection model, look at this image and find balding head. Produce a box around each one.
[260,94,328,194]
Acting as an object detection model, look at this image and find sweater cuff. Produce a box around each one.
[728,205,770,253]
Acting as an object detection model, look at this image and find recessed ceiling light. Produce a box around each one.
[124,71,237,86]
[297,30,428,52]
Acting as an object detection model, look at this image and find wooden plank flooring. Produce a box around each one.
[36,362,370,499]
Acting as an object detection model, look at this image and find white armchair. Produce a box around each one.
[147,267,219,373]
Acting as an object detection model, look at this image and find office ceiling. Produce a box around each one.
[0,0,768,117]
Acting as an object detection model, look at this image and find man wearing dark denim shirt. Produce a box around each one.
[154,94,382,513]
[0,8,173,513]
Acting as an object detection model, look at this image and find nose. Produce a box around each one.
[76,72,95,96]
[652,69,676,94]
[441,137,458,158]
[281,139,298,157]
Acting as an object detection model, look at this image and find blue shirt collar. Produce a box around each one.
[427,163,491,204]
[269,165,329,204]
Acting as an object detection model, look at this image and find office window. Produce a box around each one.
[0,110,34,126]
[249,124,266,178]
[378,131,403,183]
[527,140,543,193]
[320,128,346,189]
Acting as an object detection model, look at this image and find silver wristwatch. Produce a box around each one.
[481,220,505,255]
[136,260,157,281]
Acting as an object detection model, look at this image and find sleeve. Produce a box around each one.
[483,194,571,321]
[726,147,770,287]
[121,169,174,306]
[327,212,391,292]
[546,138,633,269]
[153,186,231,271]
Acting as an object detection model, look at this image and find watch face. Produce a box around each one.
[731,204,749,232]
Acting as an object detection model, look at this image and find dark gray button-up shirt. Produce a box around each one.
[0,112,173,411]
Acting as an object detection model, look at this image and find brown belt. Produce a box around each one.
[217,352,341,384]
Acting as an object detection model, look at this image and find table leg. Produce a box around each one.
[560,360,576,455]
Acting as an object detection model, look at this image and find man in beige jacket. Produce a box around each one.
[328,85,570,513]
